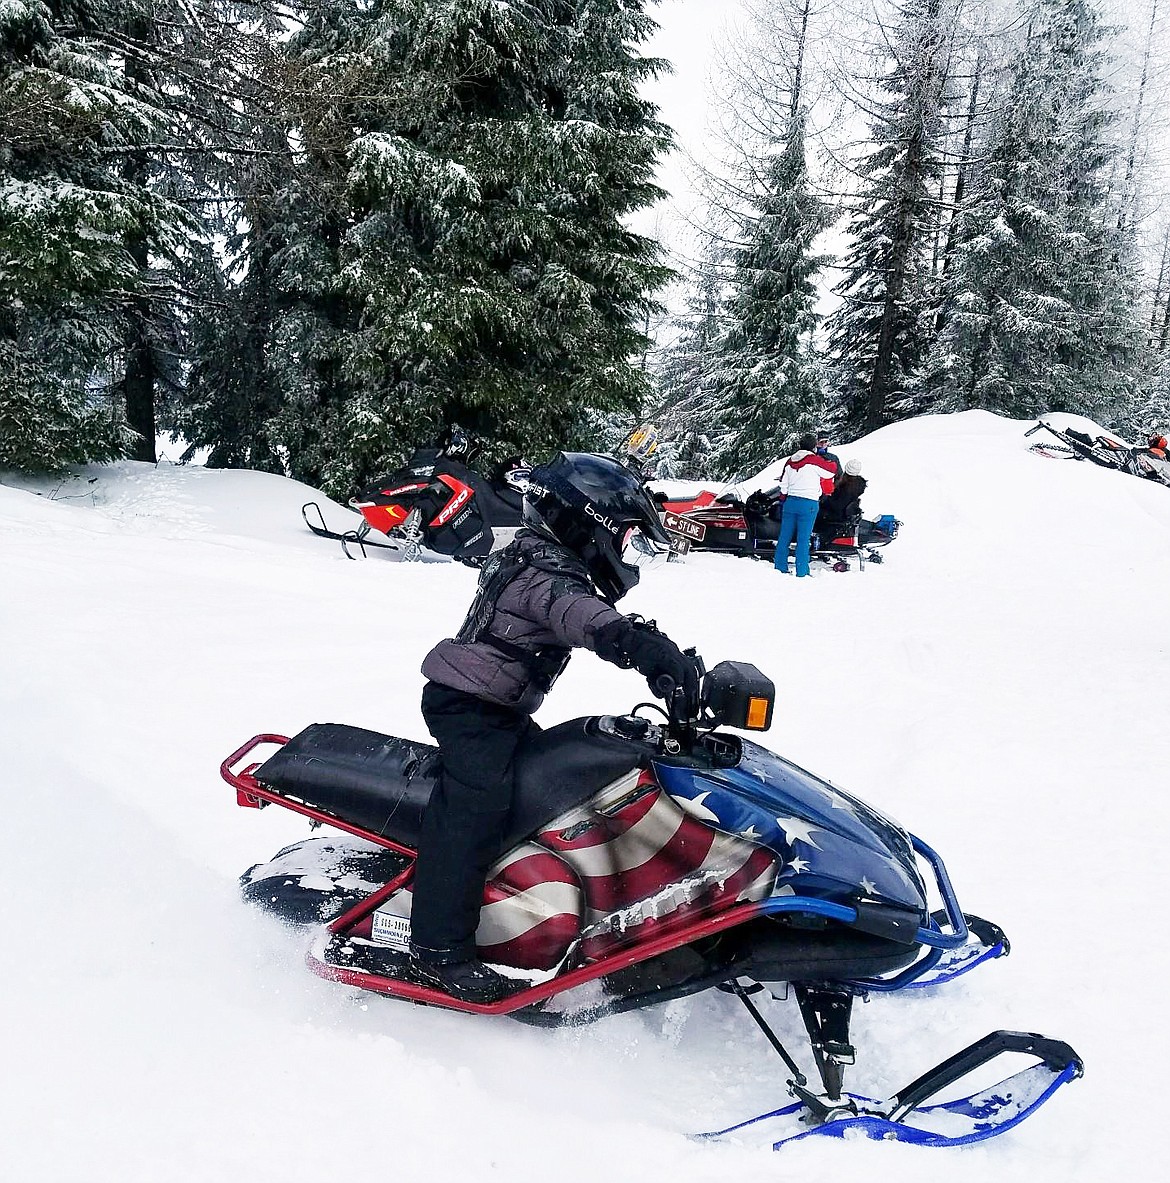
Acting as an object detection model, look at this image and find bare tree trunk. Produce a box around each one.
[790,0,812,119]
[940,51,983,284]
[1150,225,1169,338]
[121,24,157,463]
[1120,0,1158,235]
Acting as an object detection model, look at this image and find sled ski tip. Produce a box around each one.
[302,501,402,559]
[901,913,1010,990]
[699,1029,1082,1149]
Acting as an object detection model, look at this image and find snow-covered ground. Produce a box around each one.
[2,410,1167,1181]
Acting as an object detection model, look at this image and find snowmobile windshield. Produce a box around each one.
[620,525,670,572]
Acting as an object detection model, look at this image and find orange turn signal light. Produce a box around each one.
[746,697,770,730]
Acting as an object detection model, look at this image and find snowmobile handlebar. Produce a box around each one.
[654,673,700,725]
[655,660,776,748]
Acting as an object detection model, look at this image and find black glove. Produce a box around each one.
[594,618,702,715]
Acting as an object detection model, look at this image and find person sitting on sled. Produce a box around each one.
[411,452,703,1003]
[816,459,867,540]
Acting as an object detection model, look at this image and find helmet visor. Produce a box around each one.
[621,525,671,572]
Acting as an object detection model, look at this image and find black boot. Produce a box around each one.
[409,953,521,1004]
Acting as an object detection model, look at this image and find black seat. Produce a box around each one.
[253,717,645,853]
[469,474,524,526]
[814,511,862,548]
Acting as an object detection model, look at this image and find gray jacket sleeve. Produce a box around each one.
[517,574,625,651]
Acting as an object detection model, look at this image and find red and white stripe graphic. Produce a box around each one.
[364,843,584,971]
[538,773,777,960]
[359,768,777,971]
[477,843,583,969]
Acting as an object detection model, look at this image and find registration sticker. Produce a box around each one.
[371,909,413,950]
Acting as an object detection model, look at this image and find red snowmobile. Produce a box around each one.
[220,661,1080,1148]
[655,488,901,571]
[1026,419,1170,488]
[302,428,530,563]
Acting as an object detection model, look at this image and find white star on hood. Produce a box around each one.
[671,791,721,823]
[775,815,824,850]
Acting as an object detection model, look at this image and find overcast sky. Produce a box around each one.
[633,1,745,244]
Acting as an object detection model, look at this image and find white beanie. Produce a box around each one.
[845,459,862,476]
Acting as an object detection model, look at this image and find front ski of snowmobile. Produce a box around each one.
[301,500,407,559]
[219,661,1081,1149]
[699,1021,1081,1148]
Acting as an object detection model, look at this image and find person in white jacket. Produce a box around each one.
[774,434,837,576]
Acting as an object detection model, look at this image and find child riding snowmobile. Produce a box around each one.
[410,452,699,1002]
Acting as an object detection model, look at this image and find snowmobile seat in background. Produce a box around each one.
[815,517,859,547]
[254,718,645,854]
[467,469,523,525]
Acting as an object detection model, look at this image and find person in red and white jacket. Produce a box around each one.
[774,434,836,577]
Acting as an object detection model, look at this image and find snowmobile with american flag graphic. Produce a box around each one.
[220,660,1081,1149]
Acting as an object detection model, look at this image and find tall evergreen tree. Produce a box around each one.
[825,0,958,435]
[703,107,831,478]
[648,260,726,479]
[114,3,264,463]
[929,0,1145,420]
[652,0,830,481]
[0,0,191,472]
[167,9,298,474]
[191,0,673,498]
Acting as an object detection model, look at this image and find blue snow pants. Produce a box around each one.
[774,496,820,577]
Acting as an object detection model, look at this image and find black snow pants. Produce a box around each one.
[409,681,535,960]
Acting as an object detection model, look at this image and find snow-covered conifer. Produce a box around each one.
[929,0,1145,421]
[825,0,960,435]
[239,0,671,497]
[702,107,831,479]
[652,0,831,481]
[0,0,191,471]
[649,261,727,480]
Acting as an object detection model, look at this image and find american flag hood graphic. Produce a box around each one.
[362,739,925,971]
[651,739,927,916]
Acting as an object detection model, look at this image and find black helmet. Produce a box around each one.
[523,452,672,601]
[439,424,480,465]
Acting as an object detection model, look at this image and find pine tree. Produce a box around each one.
[0,0,191,472]
[929,0,1145,420]
[703,107,831,478]
[209,0,673,498]
[652,0,830,481]
[825,0,958,435]
[649,262,727,479]
[166,11,295,474]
